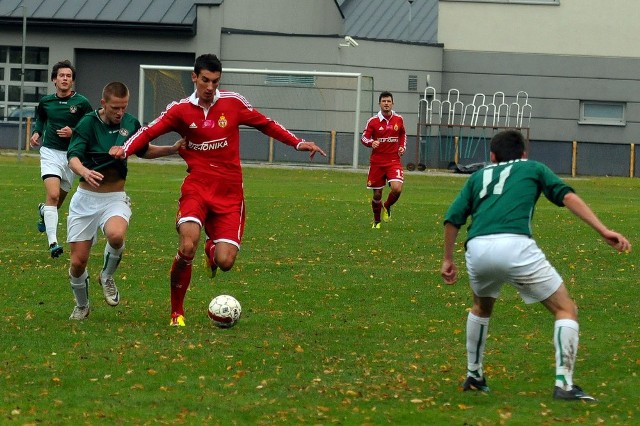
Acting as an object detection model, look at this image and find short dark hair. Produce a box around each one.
[102,82,129,102]
[194,54,222,76]
[51,60,75,80]
[490,130,526,162]
[379,91,393,103]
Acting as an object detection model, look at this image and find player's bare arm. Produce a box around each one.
[297,141,327,160]
[441,222,460,284]
[563,192,631,253]
[142,138,186,159]
[68,157,103,189]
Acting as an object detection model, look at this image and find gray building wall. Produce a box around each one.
[442,51,640,144]
[1,0,638,176]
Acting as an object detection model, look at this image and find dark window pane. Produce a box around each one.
[8,85,46,102]
[26,47,48,64]
[9,47,49,64]
[10,68,47,82]
[9,47,20,63]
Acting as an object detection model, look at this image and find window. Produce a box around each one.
[0,46,49,122]
[579,101,625,126]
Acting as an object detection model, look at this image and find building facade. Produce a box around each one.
[1,0,637,176]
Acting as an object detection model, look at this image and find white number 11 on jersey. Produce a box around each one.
[479,165,513,199]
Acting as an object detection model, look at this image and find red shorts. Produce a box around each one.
[176,175,246,247]
[366,161,404,189]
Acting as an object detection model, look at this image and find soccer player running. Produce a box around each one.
[440,129,631,400]
[66,82,184,320]
[30,60,93,258]
[361,91,406,229]
[110,53,326,327]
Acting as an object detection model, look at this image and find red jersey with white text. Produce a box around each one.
[361,110,406,165]
[122,90,303,180]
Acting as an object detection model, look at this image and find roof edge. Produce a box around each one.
[0,18,196,35]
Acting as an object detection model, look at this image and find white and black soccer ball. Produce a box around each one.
[207,295,242,328]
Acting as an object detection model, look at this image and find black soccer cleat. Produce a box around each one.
[462,376,490,392]
[49,242,63,258]
[553,384,596,401]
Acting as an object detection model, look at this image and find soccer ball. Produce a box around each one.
[207,295,242,328]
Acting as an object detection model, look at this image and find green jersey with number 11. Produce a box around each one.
[444,159,574,243]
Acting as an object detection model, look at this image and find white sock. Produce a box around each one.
[554,319,579,390]
[467,312,490,378]
[43,205,58,246]
[102,242,124,280]
[69,268,89,307]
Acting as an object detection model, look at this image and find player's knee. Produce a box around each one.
[391,183,403,194]
[216,254,236,271]
[179,241,198,258]
[105,234,125,249]
[70,258,88,274]
[214,247,237,271]
[46,194,61,205]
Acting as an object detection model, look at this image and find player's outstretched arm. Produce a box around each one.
[142,137,185,159]
[296,141,327,160]
[563,192,631,253]
[441,222,460,284]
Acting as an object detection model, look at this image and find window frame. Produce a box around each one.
[579,100,626,127]
[0,46,49,122]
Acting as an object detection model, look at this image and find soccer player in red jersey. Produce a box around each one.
[361,91,407,229]
[110,53,326,326]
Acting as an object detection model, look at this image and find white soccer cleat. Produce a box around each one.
[69,304,90,320]
[100,274,120,307]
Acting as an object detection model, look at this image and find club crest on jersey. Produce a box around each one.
[119,128,129,137]
[394,124,398,131]
[69,106,77,114]
[218,114,228,128]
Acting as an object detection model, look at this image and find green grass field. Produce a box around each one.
[1,154,637,425]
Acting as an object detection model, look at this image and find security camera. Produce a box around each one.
[344,36,359,47]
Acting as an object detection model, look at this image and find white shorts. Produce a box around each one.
[465,234,562,304]
[67,188,132,244]
[40,146,75,193]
